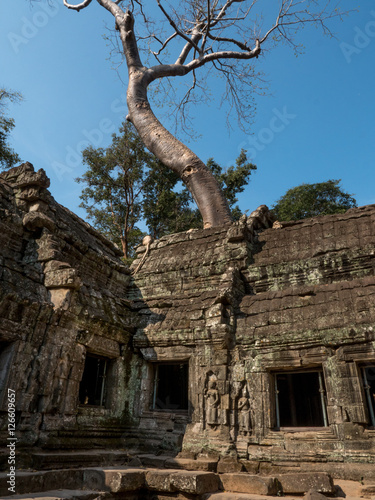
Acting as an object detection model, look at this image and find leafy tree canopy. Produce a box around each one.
[142,161,192,240]
[271,180,357,222]
[0,89,22,170]
[143,149,256,239]
[76,122,150,260]
[77,122,256,258]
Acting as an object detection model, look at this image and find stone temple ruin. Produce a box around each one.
[0,163,375,499]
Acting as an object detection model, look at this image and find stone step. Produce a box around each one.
[0,490,100,500]
[0,465,338,499]
[277,473,335,495]
[0,468,145,497]
[218,472,334,497]
[219,474,280,496]
[84,468,220,496]
[165,457,217,472]
[31,450,130,470]
[0,467,220,498]
[204,494,298,500]
[83,467,145,493]
[11,450,375,484]
[137,454,176,468]
[361,485,375,498]
[145,469,219,495]
[0,470,84,497]
[259,461,375,482]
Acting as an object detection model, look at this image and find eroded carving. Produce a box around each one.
[205,375,220,427]
[237,386,251,435]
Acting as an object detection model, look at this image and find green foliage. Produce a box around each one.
[143,149,256,239]
[271,180,357,221]
[142,160,194,239]
[0,89,22,170]
[76,122,150,259]
[77,122,256,257]
[208,149,257,220]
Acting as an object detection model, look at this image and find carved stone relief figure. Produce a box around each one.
[50,351,70,413]
[205,376,220,427]
[24,350,43,412]
[238,387,251,435]
[20,348,38,393]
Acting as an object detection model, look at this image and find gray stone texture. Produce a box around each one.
[278,472,334,494]
[170,471,220,494]
[0,163,135,450]
[219,473,279,495]
[1,164,375,481]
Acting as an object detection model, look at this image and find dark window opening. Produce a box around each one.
[79,354,108,407]
[152,363,188,411]
[362,366,375,427]
[0,342,15,404]
[275,371,328,428]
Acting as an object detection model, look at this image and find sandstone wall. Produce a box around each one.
[129,206,375,464]
[1,164,374,472]
[0,163,137,450]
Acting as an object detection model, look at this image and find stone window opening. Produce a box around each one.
[151,362,189,412]
[361,366,375,427]
[79,353,109,407]
[274,370,328,429]
[0,342,16,407]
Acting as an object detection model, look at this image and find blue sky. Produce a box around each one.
[1,0,374,224]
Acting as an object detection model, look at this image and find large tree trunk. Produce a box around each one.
[127,72,232,229]
[117,10,232,230]
[120,236,128,260]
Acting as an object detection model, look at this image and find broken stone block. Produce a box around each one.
[44,267,81,289]
[23,211,56,233]
[83,468,145,492]
[110,469,145,492]
[2,162,50,189]
[279,472,334,495]
[170,471,219,495]
[220,474,279,495]
[226,224,248,243]
[145,469,176,492]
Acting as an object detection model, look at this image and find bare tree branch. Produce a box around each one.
[176,32,202,65]
[157,0,201,54]
[63,0,92,11]
[185,40,260,71]
[152,32,178,57]
[200,0,211,54]
[207,32,251,52]
[60,0,353,229]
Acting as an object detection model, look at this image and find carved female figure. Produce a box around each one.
[205,378,220,426]
[238,387,251,435]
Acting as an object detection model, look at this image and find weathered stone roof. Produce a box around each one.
[0,162,134,347]
[247,205,375,291]
[130,204,375,352]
